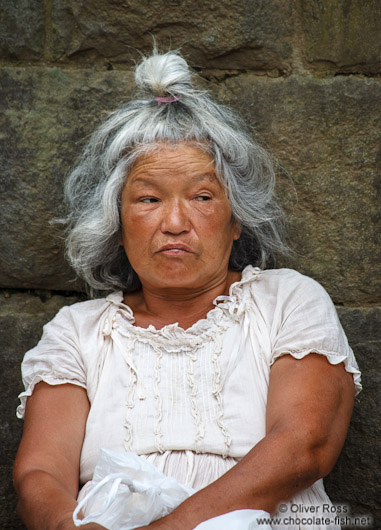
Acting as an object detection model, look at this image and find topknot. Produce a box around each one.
[134,51,193,98]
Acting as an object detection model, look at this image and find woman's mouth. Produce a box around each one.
[157,243,194,255]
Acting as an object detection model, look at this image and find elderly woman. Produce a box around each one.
[14,51,361,530]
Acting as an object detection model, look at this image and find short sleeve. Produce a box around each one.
[17,305,87,419]
[269,271,362,395]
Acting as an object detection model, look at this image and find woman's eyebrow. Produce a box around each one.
[191,173,217,183]
[128,177,160,187]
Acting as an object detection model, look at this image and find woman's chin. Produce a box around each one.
[139,271,212,296]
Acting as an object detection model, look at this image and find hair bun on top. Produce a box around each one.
[134,51,193,98]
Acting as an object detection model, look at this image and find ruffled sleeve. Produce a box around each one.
[267,270,362,395]
[17,305,87,419]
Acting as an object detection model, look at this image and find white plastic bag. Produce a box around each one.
[73,448,271,530]
[73,449,194,529]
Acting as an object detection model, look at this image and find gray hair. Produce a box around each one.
[64,50,288,294]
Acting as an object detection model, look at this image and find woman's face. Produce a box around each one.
[120,144,241,294]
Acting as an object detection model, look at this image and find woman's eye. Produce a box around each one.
[140,197,159,203]
[194,195,211,201]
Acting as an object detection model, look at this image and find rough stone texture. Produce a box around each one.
[301,0,381,74]
[3,1,381,76]
[49,0,294,72]
[0,0,45,61]
[222,74,381,305]
[1,298,379,528]
[0,67,134,291]
[0,292,81,530]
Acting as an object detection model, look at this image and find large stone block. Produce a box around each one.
[50,0,294,72]
[0,292,81,530]
[301,0,381,74]
[222,74,381,305]
[0,0,45,61]
[0,67,134,291]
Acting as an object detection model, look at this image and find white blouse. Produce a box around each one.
[17,267,361,530]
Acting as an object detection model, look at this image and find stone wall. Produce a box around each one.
[1,1,380,527]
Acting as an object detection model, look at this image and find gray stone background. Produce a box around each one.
[1,0,380,528]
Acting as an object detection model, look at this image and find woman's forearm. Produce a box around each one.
[152,427,321,530]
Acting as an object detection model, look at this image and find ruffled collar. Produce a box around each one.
[105,266,261,340]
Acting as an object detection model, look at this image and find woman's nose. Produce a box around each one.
[160,200,191,234]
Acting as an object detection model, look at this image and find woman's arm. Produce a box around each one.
[13,382,105,530]
[141,354,355,530]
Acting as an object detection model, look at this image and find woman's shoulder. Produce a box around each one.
[239,266,328,298]
[45,291,125,331]
[234,266,337,322]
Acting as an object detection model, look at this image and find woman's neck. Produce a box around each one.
[124,270,241,330]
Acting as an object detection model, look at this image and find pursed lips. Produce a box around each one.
[157,243,194,254]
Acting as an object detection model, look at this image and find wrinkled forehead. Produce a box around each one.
[126,142,219,182]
